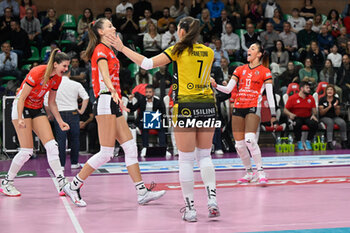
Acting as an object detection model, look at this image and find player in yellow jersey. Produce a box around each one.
[107,16,220,222]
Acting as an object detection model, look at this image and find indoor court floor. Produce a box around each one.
[1,149,350,233]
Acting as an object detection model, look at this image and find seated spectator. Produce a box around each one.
[318,25,334,56]
[133,0,152,21]
[97,7,118,28]
[19,0,37,19]
[307,40,325,74]
[214,9,232,36]
[0,7,14,43]
[136,68,153,85]
[0,0,19,18]
[288,8,306,33]
[43,41,58,63]
[342,0,350,18]
[336,27,349,54]
[243,0,263,29]
[346,41,350,55]
[199,8,215,43]
[337,54,350,103]
[262,0,281,22]
[221,22,240,61]
[297,20,317,50]
[161,22,178,50]
[9,20,31,59]
[127,85,168,157]
[143,23,161,57]
[20,7,41,47]
[279,22,298,59]
[320,59,342,99]
[70,57,88,90]
[206,0,225,19]
[170,0,189,23]
[318,84,348,149]
[41,8,63,45]
[327,44,342,69]
[79,99,99,154]
[219,57,235,81]
[120,7,139,45]
[77,8,94,41]
[300,0,316,21]
[116,0,133,19]
[241,23,260,59]
[299,58,318,88]
[325,9,342,38]
[260,22,279,53]
[284,81,318,151]
[268,8,284,33]
[213,39,229,67]
[139,9,157,34]
[157,7,175,34]
[0,41,21,80]
[343,5,350,34]
[190,0,205,18]
[270,40,289,80]
[311,14,322,33]
[225,0,242,29]
[153,65,171,99]
[278,61,299,94]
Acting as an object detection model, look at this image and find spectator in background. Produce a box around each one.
[346,41,350,55]
[143,23,161,57]
[161,22,178,50]
[327,44,342,69]
[219,57,235,81]
[260,22,279,53]
[21,7,41,47]
[214,9,232,36]
[318,84,347,149]
[213,39,229,67]
[9,20,31,60]
[225,0,242,29]
[206,0,225,19]
[19,0,36,19]
[297,20,317,50]
[307,40,325,74]
[157,7,175,34]
[241,23,260,59]
[133,0,152,20]
[337,54,350,103]
[0,41,21,80]
[120,7,139,45]
[342,0,350,18]
[79,99,99,154]
[288,8,306,33]
[0,0,19,18]
[268,8,284,33]
[41,8,63,46]
[262,0,281,22]
[279,22,298,59]
[139,9,157,34]
[79,50,94,102]
[77,8,94,41]
[270,40,289,80]
[325,9,342,38]
[153,65,171,99]
[199,8,215,43]
[284,81,318,151]
[300,0,316,21]
[320,59,342,99]
[244,0,263,29]
[97,8,118,28]
[278,61,299,94]
[299,58,318,88]
[221,22,240,61]
[136,68,153,85]
[311,14,322,33]
[318,25,334,56]
[116,0,133,19]
[336,27,350,54]
[70,57,88,90]
[0,7,14,43]
[190,0,205,18]
[42,41,58,63]
[343,6,350,34]
[170,0,189,23]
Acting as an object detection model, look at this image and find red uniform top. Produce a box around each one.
[285,93,316,118]
[17,65,61,109]
[232,64,272,108]
[91,43,121,98]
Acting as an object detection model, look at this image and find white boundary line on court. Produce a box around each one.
[47,169,84,233]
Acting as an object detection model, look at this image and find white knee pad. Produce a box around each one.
[195,147,213,168]
[178,150,195,182]
[245,133,258,152]
[87,146,114,170]
[121,140,139,167]
[44,140,59,162]
[12,148,33,165]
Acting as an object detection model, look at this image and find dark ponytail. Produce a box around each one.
[254,42,269,68]
[85,18,106,60]
[171,16,200,57]
[44,48,70,84]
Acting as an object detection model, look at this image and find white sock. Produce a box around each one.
[135,181,147,195]
[179,150,195,210]
[7,163,21,180]
[49,159,64,178]
[71,174,84,190]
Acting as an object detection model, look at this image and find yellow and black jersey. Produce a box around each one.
[163,44,215,104]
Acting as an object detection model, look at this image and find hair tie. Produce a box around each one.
[92,20,96,26]
[57,50,61,53]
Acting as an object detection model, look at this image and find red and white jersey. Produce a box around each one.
[17,65,61,109]
[91,43,121,98]
[232,64,272,108]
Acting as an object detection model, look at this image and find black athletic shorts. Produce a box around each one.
[93,92,122,117]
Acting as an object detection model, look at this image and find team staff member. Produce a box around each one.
[63,18,166,207]
[108,16,220,222]
[0,49,70,197]
[211,42,276,185]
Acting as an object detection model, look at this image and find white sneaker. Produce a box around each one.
[208,199,220,218]
[0,179,21,197]
[61,166,65,171]
[71,164,80,169]
[181,207,197,222]
[63,183,87,207]
[138,189,166,205]
[215,149,224,155]
[165,151,172,158]
[140,148,147,157]
[257,170,268,185]
[237,171,256,184]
